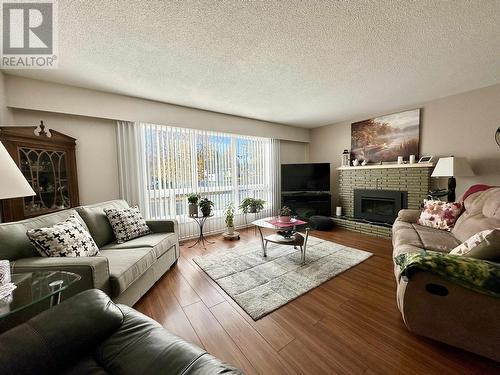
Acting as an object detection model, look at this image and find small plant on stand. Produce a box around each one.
[239,198,265,214]
[187,193,200,217]
[198,197,214,217]
[224,203,235,235]
[240,197,266,227]
[222,203,240,240]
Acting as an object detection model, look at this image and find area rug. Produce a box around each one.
[193,236,372,320]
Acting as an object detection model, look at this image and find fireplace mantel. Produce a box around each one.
[337,162,433,171]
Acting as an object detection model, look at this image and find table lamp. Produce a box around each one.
[0,140,35,201]
[0,141,35,282]
[431,156,474,202]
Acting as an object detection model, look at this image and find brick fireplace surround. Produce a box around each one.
[332,163,433,238]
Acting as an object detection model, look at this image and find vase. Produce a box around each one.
[188,203,198,217]
[279,215,291,223]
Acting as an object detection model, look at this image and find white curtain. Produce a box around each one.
[116,121,147,210]
[269,138,281,215]
[116,121,281,239]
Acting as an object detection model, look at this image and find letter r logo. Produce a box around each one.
[2,2,53,54]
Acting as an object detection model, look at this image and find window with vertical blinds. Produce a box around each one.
[139,123,279,238]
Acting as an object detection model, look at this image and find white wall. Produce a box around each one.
[310,84,500,206]
[10,109,120,205]
[0,72,13,124]
[5,75,310,142]
[280,140,309,164]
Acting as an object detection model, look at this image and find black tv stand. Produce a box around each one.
[281,191,331,219]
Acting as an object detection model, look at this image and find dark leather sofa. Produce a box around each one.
[0,289,242,375]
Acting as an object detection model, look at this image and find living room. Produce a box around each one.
[0,2,499,374]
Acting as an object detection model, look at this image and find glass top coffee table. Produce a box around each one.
[0,271,81,319]
[252,217,310,265]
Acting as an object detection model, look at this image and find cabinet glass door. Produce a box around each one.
[19,147,71,216]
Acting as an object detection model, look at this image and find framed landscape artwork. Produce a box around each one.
[351,108,420,163]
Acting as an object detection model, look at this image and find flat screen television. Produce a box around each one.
[281,163,330,192]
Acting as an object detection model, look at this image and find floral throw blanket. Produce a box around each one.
[395,251,500,298]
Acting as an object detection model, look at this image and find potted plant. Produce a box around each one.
[198,197,214,217]
[279,206,292,222]
[224,203,235,234]
[239,198,266,214]
[187,193,200,217]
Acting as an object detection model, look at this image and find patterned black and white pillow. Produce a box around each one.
[27,215,100,257]
[104,206,151,244]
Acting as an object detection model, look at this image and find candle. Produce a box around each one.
[336,207,342,216]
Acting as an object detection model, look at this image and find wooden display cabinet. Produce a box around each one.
[0,122,79,222]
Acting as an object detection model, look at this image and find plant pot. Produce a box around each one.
[279,216,291,223]
[201,209,211,217]
[188,203,198,217]
[249,207,257,213]
[227,226,234,235]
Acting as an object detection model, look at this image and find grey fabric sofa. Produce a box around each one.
[0,289,242,375]
[392,188,500,361]
[0,200,179,306]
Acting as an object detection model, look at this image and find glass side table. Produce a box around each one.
[0,271,81,320]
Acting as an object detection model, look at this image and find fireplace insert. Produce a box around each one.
[353,189,408,224]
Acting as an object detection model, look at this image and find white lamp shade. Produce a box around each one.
[0,141,36,199]
[431,156,474,178]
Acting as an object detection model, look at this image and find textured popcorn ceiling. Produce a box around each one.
[5,1,500,127]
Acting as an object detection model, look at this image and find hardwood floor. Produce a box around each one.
[134,228,499,374]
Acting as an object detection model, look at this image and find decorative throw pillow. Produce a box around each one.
[104,206,151,244]
[27,215,100,257]
[450,229,500,261]
[417,200,462,231]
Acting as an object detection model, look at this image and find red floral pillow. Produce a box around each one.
[417,200,463,231]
